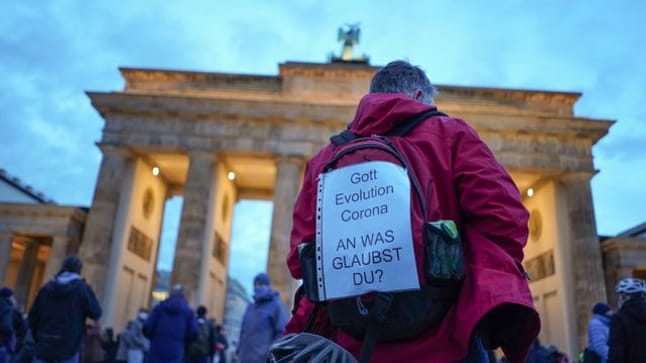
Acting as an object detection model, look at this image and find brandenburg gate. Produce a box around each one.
[75,59,611,356]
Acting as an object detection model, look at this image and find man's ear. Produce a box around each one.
[413,89,424,102]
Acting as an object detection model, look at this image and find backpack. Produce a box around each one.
[188,319,210,356]
[298,109,466,363]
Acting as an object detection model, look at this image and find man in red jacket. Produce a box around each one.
[284,60,540,363]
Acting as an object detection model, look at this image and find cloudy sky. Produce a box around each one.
[2,1,644,295]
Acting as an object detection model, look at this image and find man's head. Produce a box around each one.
[616,277,646,306]
[0,287,13,305]
[170,284,185,297]
[137,308,149,322]
[369,60,437,105]
[253,273,271,288]
[60,255,83,274]
[592,302,611,316]
[196,305,207,318]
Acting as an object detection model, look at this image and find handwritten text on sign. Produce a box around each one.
[316,161,419,300]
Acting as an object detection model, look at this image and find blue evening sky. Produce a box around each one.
[2,0,645,295]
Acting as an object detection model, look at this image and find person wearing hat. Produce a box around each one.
[28,255,102,363]
[586,302,611,363]
[142,284,198,363]
[237,273,288,363]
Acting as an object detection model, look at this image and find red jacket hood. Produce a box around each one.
[349,93,436,135]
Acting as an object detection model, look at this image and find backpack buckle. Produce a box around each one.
[354,293,394,321]
[355,296,369,317]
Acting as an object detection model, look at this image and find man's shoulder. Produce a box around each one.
[414,113,472,135]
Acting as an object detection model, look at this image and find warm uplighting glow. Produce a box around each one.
[227,171,236,181]
[152,167,160,176]
[152,290,168,301]
[527,188,534,197]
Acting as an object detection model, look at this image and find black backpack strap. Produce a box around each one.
[357,293,394,363]
[330,130,357,145]
[330,109,447,146]
[385,109,447,137]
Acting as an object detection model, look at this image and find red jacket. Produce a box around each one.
[285,93,540,363]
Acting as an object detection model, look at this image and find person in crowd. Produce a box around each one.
[214,325,229,363]
[186,305,215,363]
[11,328,34,363]
[608,277,646,363]
[586,302,611,363]
[28,255,102,363]
[523,339,550,363]
[143,284,197,363]
[284,60,539,363]
[237,273,287,363]
[545,345,569,363]
[4,293,26,363]
[101,328,118,363]
[134,309,149,363]
[118,319,149,363]
[0,287,15,363]
[82,322,104,363]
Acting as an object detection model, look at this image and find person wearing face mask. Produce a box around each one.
[236,273,288,363]
[608,277,646,363]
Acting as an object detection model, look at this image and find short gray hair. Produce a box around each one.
[369,60,437,104]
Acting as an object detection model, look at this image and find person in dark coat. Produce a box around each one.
[608,277,646,363]
[237,273,287,363]
[142,284,197,363]
[28,255,102,363]
[186,306,215,363]
[0,287,16,363]
[214,325,229,363]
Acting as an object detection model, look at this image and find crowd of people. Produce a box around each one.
[0,256,271,363]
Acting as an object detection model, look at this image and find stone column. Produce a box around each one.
[267,156,303,309]
[171,152,216,304]
[561,171,607,350]
[43,235,70,282]
[0,231,14,285]
[78,145,130,302]
[14,239,40,305]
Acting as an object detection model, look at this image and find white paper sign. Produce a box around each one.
[315,161,420,300]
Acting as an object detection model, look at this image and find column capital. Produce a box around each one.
[559,170,598,184]
[0,230,14,239]
[187,150,218,162]
[96,143,133,158]
[51,234,72,243]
